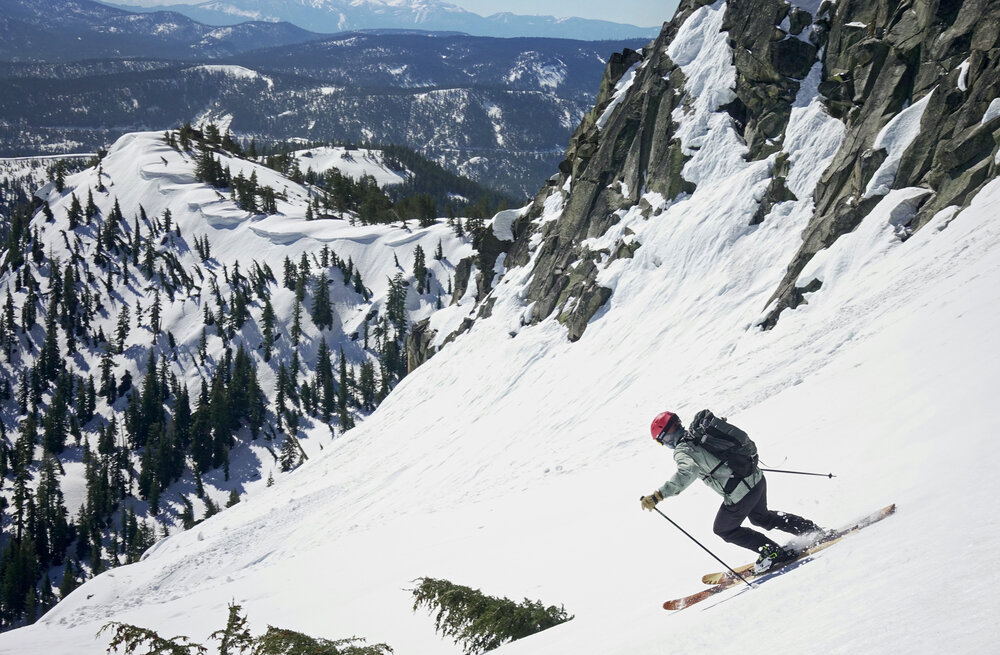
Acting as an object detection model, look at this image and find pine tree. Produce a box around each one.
[40,295,60,382]
[338,348,353,430]
[42,385,68,454]
[261,297,276,362]
[58,560,79,599]
[311,272,333,331]
[282,256,297,290]
[386,272,407,338]
[67,193,82,230]
[35,454,71,567]
[150,289,161,337]
[291,298,302,345]
[198,327,208,364]
[115,304,130,353]
[358,360,376,411]
[85,189,98,224]
[279,436,298,472]
[316,339,334,423]
[413,245,427,294]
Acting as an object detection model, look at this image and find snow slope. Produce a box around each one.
[4,4,1000,655]
[293,146,407,188]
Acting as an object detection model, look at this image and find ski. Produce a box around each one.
[664,503,895,611]
[664,536,846,610]
[700,503,896,585]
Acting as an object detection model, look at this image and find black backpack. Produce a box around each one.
[685,409,759,493]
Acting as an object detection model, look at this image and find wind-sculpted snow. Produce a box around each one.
[249,217,385,248]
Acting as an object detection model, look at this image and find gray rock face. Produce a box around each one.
[406,319,436,373]
[495,4,711,342]
[765,0,1000,326]
[723,0,819,160]
[446,0,1000,344]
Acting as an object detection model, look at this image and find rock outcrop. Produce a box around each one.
[764,0,1000,325]
[444,0,1000,344]
[496,3,710,342]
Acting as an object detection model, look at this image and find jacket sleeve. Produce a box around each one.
[658,447,700,498]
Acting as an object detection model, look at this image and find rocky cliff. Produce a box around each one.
[432,0,1000,352]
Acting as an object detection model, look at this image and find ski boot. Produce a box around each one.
[754,543,794,574]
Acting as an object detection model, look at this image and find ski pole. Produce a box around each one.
[760,468,835,479]
[647,503,753,588]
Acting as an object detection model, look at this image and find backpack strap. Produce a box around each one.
[686,430,754,494]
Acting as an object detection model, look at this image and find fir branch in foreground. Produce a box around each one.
[410,577,573,654]
[99,603,392,655]
[98,622,208,655]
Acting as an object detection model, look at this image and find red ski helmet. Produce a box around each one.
[650,411,680,444]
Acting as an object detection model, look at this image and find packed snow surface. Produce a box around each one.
[4,4,1000,655]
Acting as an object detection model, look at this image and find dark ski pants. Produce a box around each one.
[713,477,820,554]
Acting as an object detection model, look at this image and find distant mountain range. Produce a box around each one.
[0,0,651,197]
[102,0,662,40]
[0,0,328,60]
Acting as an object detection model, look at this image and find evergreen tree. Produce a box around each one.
[338,349,353,430]
[67,193,82,230]
[316,339,334,423]
[413,245,427,294]
[279,436,298,472]
[282,256,297,290]
[358,361,376,411]
[261,297,276,362]
[34,454,72,567]
[42,385,68,454]
[58,560,79,600]
[115,304,130,353]
[311,272,333,331]
[85,189,98,224]
[291,298,302,345]
[386,272,407,338]
[150,289,161,337]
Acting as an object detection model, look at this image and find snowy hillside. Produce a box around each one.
[0,127,490,633]
[293,147,407,189]
[3,1,1000,654]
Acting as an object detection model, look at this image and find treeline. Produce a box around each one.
[226,135,518,226]
[379,144,518,217]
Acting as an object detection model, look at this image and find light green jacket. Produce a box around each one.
[658,441,763,506]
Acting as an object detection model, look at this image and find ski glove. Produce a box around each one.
[641,490,664,511]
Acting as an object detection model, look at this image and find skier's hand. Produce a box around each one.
[640,490,664,511]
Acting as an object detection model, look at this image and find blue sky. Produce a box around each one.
[448,0,677,27]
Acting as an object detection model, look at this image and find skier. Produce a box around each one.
[640,410,826,572]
